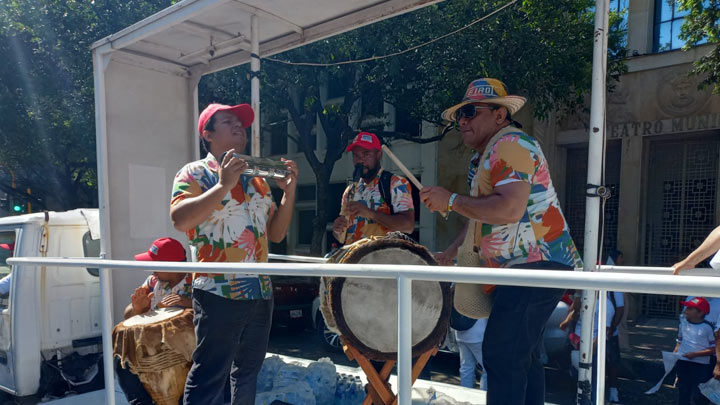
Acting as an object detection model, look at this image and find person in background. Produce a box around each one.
[454,317,489,390]
[673,225,720,274]
[675,297,714,405]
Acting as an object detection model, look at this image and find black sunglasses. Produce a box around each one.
[454,104,496,122]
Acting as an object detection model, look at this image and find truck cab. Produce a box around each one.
[0,209,101,400]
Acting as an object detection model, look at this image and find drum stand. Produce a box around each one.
[341,337,437,405]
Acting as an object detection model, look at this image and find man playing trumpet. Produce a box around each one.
[332,131,415,244]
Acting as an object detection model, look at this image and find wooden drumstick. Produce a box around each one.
[381,145,449,219]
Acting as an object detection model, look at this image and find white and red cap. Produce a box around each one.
[346,131,381,152]
[135,238,186,262]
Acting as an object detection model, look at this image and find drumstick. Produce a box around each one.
[381,145,449,220]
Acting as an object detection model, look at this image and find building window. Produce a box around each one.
[269,121,288,156]
[298,210,315,245]
[653,0,707,52]
[609,0,628,48]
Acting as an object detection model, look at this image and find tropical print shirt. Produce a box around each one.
[141,274,193,310]
[340,169,413,244]
[469,126,583,269]
[171,153,276,300]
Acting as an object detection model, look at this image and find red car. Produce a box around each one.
[271,276,319,330]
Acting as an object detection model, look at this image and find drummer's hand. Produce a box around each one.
[333,216,349,235]
[274,158,298,194]
[345,201,372,219]
[158,293,184,308]
[434,247,458,266]
[218,148,248,189]
[131,287,151,314]
[420,186,452,213]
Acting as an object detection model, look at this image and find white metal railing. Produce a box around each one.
[7,256,718,405]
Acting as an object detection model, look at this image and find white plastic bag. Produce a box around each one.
[699,377,720,404]
[710,249,720,270]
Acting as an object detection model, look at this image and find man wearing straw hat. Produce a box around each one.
[420,78,582,404]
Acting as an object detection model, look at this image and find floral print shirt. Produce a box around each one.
[141,274,193,310]
[171,153,276,300]
[469,126,583,269]
[340,169,414,244]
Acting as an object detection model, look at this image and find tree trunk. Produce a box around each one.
[311,169,331,256]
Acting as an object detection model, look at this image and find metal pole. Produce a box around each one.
[397,276,412,405]
[577,0,609,402]
[92,47,116,405]
[596,290,607,405]
[251,14,261,158]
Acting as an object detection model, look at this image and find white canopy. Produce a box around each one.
[90,0,441,76]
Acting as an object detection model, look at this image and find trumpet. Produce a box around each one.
[220,152,288,180]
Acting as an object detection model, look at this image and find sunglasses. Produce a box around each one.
[454,104,496,122]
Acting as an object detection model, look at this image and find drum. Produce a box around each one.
[113,308,195,405]
[321,233,452,361]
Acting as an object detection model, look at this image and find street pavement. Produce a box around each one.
[267,318,683,404]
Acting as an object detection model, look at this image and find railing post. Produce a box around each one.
[397,276,412,405]
[596,290,607,405]
[99,265,115,405]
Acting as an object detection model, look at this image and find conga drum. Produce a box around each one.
[113,308,196,405]
[320,233,452,361]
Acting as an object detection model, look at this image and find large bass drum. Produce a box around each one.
[320,233,452,361]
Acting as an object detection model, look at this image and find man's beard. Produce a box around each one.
[361,163,380,181]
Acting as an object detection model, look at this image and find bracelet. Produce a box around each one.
[448,193,458,212]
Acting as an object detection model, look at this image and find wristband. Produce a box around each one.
[448,193,458,212]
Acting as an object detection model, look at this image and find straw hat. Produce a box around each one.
[441,78,526,122]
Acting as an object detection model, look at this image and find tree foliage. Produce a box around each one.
[678,0,720,93]
[0,0,176,210]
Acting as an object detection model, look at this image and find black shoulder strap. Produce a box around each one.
[609,292,617,310]
[379,170,394,215]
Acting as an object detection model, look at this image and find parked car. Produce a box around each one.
[271,276,319,331]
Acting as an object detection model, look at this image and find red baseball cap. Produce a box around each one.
[135,238,186,262]
[346,131,381,152]
[681,297,710,315]
[198,103,254,135]
[0,243,14,251]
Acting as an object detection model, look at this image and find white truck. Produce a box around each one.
[0,209,103,402]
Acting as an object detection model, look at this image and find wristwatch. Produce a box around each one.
[448,193,459,212]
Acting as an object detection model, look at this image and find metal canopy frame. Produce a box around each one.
[90,0,611,403]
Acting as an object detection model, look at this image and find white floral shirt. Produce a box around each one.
[171,153,276,300]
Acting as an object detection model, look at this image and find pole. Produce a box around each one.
[251,15,261,158]
[397,276,412,405]
[577,0,609,402]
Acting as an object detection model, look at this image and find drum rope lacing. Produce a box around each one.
[132,349,187,373]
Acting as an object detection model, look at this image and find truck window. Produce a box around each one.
[0,232,14,278]
[82,231,100,277]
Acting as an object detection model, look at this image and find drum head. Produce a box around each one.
[329,238,451,360]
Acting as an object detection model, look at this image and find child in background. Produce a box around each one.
[675,297,715,405]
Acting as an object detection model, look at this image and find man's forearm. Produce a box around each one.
[171,183,233,232]
[267,190,296,243]
[450,182,531,225]
[369,210,415,234]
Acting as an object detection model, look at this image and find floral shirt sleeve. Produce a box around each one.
[488,134,540,188]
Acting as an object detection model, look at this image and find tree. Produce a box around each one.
[200,0,625,255]
[678,0,720,93]
[0,0,176,211]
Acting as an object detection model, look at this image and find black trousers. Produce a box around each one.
[482,261,571,405]
[183,289,273,405]
[115,357,153,405]
[677,359,712,405]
